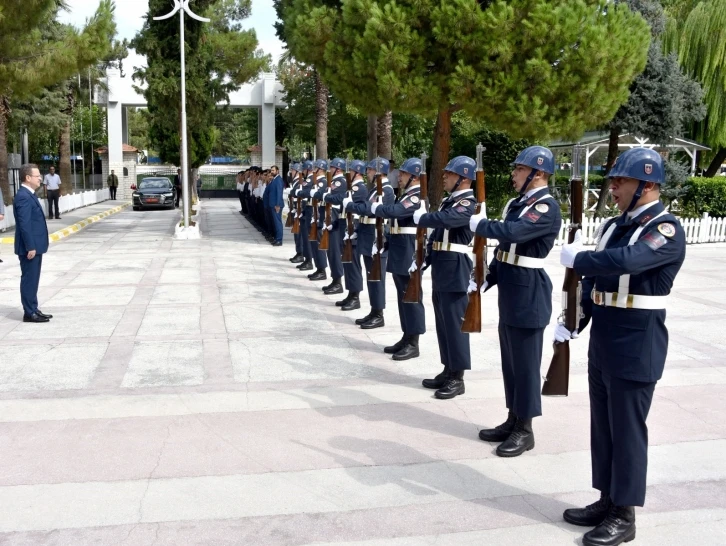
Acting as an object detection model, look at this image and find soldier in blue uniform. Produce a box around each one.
[294,160,315,272]
[344,158,395,329]
[336,160,368,311]
[371,157,426,360]
[288,163,305,264]
[302,159,330,281]
[468,145,562,457]
[319,158,348,295]
[556,148,686,546]
[412,156,476,399]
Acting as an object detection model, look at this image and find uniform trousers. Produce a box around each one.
[343,244,363,292]
[432,291,470,370]
[393,273,425,335]
[300,209,313,261]
[497,323,544,419]
[238,191,245,211]
[589,364,656,507]
[294,232,303,255]
[362,254,387,309]
[326,223,344,280]
[19,254,43,316]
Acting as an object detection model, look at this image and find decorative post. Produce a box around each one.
[154,0,209,229]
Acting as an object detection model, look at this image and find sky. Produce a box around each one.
[59,0,286,71]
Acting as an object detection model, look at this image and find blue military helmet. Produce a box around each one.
[302,160,314,171]
[608,148,664,184]
[511,146,555,175]
[290,162,301,173]
[313,159,329,171]
[350,160,367,175]
[366,157,390,175]
[444,156,476,180]
[399,158,422,177]
[330,157,347,171]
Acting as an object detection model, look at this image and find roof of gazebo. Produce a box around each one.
[549,132,710,152]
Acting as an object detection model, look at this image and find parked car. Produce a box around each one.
[132,177,176,211]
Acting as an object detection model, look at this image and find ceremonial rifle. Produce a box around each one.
[462,143,487,333]
[369,159,384,281]
[319,167,332,250]
[309,172,319,240]
[291,172,302,235]
[285,171,294,228]
[542,144,584,397]
[403,152,428,303]
[342,159,354,263]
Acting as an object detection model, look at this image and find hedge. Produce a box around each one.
[681,177,726,217]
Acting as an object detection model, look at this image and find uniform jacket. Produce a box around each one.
[266,175,284,209]
[374,184,421,275]
[348,177,395,257]
[575,201,686,382]
[321,174,348,224]
[479,187,562,329]
[14,186,49,256]
[418,189,475,292]
[337,177,368,245]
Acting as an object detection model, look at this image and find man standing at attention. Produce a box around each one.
[15,164,51,323]
[107,169,119,200]
[43,165,61,220]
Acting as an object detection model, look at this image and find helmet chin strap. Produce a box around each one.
[626,180,647,213]
[452,175,464,193]
[519,168,538,195]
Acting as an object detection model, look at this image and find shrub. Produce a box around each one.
[681,177,726,217]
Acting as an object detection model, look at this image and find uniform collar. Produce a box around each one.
[628,200,664,226]
[627,200,659,220]
[402,184,421,195]
[448,189,473,200]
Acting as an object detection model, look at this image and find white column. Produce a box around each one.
[260,74,277,168]
[107,101,123,167]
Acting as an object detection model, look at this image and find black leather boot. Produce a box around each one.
[478,411,517,443]
[297,260,313,271]
[422,366,449,389]
[341,294,361,311]
[582,505,636,546]
[435,370,465,399]
[290,254,304,263]
[384,335,408,354]
[355,309,374,324]
[360,309,384,329]
[336,292,352,307]
[308,269,327,281]
[496,417,535,457]
[564,493,613,527]
[392,335,419,361]
[323,280,343,295]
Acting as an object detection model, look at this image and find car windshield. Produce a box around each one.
[139,179,171,190]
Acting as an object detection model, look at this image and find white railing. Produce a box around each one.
[0,188,110,233]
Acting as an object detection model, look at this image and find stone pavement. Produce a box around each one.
[0,199,724,545]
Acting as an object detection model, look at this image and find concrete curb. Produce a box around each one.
[0,203,130,245]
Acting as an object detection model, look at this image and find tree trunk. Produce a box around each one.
[314,70,328,160]
[59,119,72,196]
[594,125,620,217]
[367,114,377,160]
[376,111,392,160]
[429,106,453,210]
[0,97,10,205]
[705,147,726,177]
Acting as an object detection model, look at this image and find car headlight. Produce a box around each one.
[163,192,173,197]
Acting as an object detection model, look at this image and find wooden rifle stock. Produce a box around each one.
[542,154,584,396]
[369,173,383,282]
[291,173,301,234]
[319,170,332,250]
[285,172,294,228]
[403,168,428,303]
[342,171,354,263]
[309,175,319,240]
[461,167,487,333]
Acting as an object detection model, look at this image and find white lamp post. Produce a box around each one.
[154,0,209,229]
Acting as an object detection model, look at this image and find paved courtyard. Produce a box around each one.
[0,199,724,545]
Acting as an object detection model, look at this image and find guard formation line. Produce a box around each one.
[238,145,686,546]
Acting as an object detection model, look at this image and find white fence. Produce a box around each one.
[0,188,110,233]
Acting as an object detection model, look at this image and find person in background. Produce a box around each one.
[266,165,284,246]
[236,172,245,214]
[43,165,61,220]
[174,168,182,208]
[107,170,119,200]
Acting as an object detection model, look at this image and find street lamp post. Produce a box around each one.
[154,0,209,229]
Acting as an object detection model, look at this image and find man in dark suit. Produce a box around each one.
[14,164,51,323]
[266,165,285,246]
[174,168,182,207]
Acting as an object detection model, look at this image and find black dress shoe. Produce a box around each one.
[298,261,313,271]
[36,310,53,319]
[479,411,517,442]
[289,253,303,263]
[422,367,449,389]
[323,282,343,295]
[496,418,535,457]
[564,493,613,527]
[435,372,465,399]
[392,336,420,361]
[384,335,407,354]
[355,310,374,325]
[308,269,327,281]
[336,292,352,307]
[23,313,50,323]
[582,506,635,546]
[55,216,61,220]
[272,241,282,246]
[341,295,361,311]
[360,310,384,330]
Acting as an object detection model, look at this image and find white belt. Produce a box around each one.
[432,241,471,254]
[390,227,417,235]
[592,290,669,310]
[496,249,545,269]
[360,217,378,225]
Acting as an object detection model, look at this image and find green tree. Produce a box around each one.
[0,0,116,203]
[280,0,651,206]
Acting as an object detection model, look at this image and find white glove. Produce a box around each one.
[343,232,350,241]
[371,202,380,214]
[560,230,584,268]
[295,188,303,197]
[469,203,487,231]
[371,243,379,255]
[350,232,358,240]
[325,223,334,231]
[408,259,418,273]
[554,323,579,343]
[413,206,427,225]
[342,196,352,210]
[467,279,489,294]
